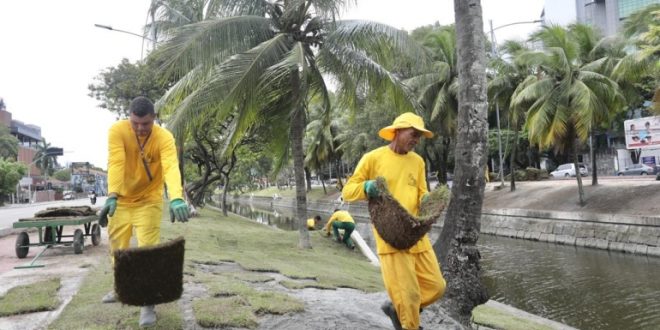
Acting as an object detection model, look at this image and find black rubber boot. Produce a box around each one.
[381,301,403,330]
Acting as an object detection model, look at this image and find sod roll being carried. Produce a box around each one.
[368,177,449,250]
[114,236,185,306]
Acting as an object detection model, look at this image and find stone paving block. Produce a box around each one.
[623,243,637,254]
[538,233,548,242]
[609,242,625,252]
[516,231,526,239]
[634,245,648,255]
[575,238,587,247]
[546,234,556,243]
[647,246,660,257]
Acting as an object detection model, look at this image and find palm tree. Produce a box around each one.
[488,40,533,191]
[33,139,57,178]
[406,25,459,184]
[512,25,623,205]
[154,0,424,248]
[433,0,489,325]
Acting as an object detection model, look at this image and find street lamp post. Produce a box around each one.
[94,24,155,60]
[488,19,542,187]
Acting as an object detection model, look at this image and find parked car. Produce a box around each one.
[617,163,656,176]
[550,163,588,178]
[63,191,75,200]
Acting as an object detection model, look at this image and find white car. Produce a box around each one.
[550,163,588,178]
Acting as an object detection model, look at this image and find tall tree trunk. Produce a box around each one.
[291,108,311,249]
[573,138,586,206]
[510,127,519,192]
[321,177,327,195]
[590,131,598,186]
[439,136,451,185]
[434,0,490,325]
[222,174,230,216]
[305,166,312,191]
[334,160,344,190]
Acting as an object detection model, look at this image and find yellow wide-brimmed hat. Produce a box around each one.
[378,112,433,141]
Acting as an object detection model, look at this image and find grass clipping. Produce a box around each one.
[368,177,449,250]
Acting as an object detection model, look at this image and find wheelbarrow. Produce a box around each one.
[12,215,101,269]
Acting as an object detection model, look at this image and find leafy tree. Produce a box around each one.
[0,125,19,160]
[0,159,26,206]
[155,0,424,249]
[88,59,168,119]
[433,0,489,325]
[53,168,72,182]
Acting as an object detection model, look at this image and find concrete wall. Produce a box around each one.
[236,196,660,257]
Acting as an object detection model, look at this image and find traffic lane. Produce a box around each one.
[0,197,105,235]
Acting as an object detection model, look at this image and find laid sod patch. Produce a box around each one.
[0,278,60,317]
[48,260,183,330]
[194,296,258,329]
[472,304,553,330]
[247,290,304,315]
[279,280,335,290]
[165,208,383,293]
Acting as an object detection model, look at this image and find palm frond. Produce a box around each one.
[153,16,274,80]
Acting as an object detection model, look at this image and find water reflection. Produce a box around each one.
[229,202,660,330]
[478,235,660,330]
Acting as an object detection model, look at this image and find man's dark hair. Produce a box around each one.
[129,96,155,117]
[314,215,322,221]
[334,208,340,212]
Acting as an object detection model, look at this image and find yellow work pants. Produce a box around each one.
[379,249,446,330]
[107,202,163,263]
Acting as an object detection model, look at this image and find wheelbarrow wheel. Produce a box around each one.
[44,226,54,247]
[73,229,84,254]
[91,224,101,246]
[15,232,29,258]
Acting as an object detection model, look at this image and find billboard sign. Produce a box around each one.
[624,116,660,150]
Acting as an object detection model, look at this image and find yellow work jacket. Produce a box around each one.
[342,146,430,254]
[307,218,317,230]
[322,210,355,233]
[107,120,183,207]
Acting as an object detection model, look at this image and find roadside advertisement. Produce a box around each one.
[641,156,656,167]
[624,116,660,150]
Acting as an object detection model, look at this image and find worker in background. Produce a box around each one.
[342,112,446,330]
[307,215,322,230]
[98,96,189,327]
[323,209,356,249]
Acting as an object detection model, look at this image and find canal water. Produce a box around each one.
[226,202,660,330]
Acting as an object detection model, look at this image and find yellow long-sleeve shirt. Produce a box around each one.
[107,120,183,207]
[342,146,430,254]
[322,210,355,233]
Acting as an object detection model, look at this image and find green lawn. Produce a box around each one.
[49,207,381,329]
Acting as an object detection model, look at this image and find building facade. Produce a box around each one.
[543,0,659,36]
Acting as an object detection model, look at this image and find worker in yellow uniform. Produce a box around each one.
[342,112,446,330]
[307,215,322,230]
[98,96,189,327]
[323,209,356,249]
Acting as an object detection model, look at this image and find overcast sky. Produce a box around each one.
[0,0,545,170]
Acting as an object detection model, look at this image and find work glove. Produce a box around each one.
[169,198,190,223]
[364,180,379,198]
[98,197,117,228]
[421,193,430,203]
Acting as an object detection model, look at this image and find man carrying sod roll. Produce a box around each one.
[98,96,189,327]
[342,112,446,330]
